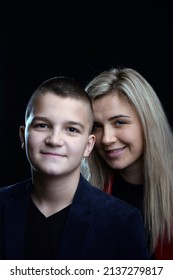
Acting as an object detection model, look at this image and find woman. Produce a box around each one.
[84,67,173,259]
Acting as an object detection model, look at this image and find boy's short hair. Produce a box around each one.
[25,76,94,132]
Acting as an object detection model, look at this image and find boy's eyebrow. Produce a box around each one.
[31,116,49,122]
[66,121,84,130]
[31,117,85,129]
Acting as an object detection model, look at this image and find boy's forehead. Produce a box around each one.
[32,94,91,113]
[29,93,93,125]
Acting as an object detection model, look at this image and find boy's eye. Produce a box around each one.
[67,127,79,133]
[34,123,49,128]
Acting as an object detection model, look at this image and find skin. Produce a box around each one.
[19,93,95,216]
[92,92,144,184]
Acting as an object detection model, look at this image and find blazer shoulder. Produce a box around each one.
[0,178,32,202]
[79,174,140,215]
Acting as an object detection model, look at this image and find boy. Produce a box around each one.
[0,76,149,259]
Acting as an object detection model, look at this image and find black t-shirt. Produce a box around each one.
[112,174,144,214]
[112,175,153,257]
[24,199,71,259]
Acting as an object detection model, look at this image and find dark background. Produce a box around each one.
[0,2,172,186]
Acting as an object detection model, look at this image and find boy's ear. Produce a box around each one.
[83,134,96,158]
[19,125,25,149]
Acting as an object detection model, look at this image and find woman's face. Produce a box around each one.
[92,92,144,176]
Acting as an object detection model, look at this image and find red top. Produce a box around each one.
[104,176,173,259]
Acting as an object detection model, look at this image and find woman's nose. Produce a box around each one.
[101,128,117,145]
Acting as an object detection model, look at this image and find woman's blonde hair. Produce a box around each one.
[84,67,173,253]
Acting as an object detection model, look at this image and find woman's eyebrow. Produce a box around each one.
[108,115,130,121]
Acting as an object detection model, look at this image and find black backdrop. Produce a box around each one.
[0,2,172,186]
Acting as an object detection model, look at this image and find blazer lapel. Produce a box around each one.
[58,175,92,259]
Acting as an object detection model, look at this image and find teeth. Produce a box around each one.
[114,149,122,153]
[115,147,125,152]
[107,147,125,153]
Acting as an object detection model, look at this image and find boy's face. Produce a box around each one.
[20,93,95,178]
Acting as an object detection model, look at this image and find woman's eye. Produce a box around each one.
[115,120,126,126]
[92,123,102,131]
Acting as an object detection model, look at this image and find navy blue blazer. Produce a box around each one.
[0,174,149,260]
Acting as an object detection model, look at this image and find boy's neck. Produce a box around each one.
[31,171,80,217]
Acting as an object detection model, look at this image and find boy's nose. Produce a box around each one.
[45,130,64,146]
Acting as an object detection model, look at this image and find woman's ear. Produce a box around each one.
[19,125,25,149]
[83,134,96,158]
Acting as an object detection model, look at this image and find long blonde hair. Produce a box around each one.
[84,67,173,253]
